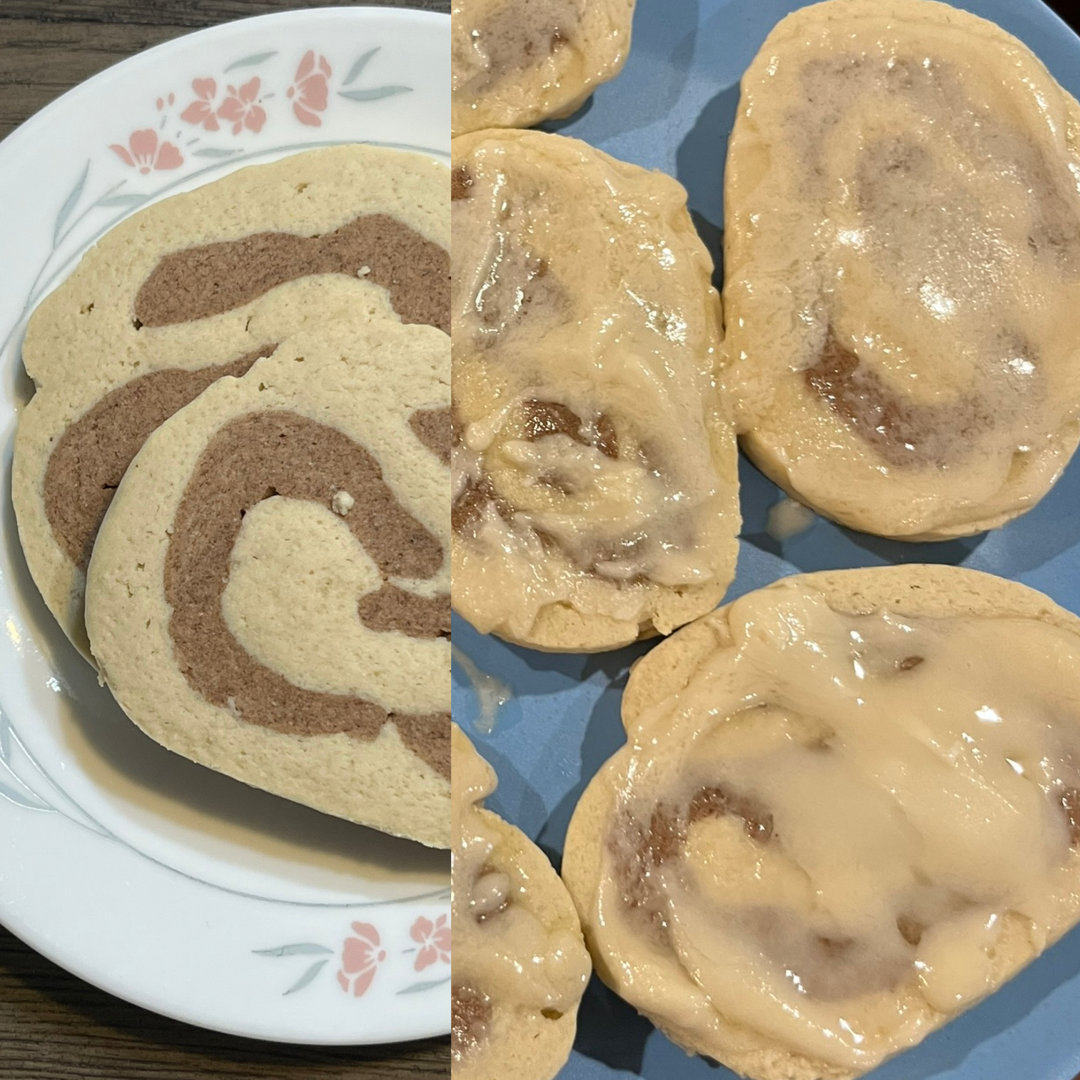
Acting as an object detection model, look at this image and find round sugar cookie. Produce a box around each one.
[452,129,739,652]
[452,724,590,1080]
[451,0,636,136]
[564,565,1080,1078]
[723,0,1080,539]
[14,143,449,657]
[84,317,450,848]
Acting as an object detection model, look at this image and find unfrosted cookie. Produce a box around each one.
[84,318,450,847]
[723,0,1080,539]
[564,565,1080,1078]
[451,0,635,136]
[14,144,448,657]
[452,129,739,651]
[452,724,590,1079]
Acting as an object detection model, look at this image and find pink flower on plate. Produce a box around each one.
[109,129,183,174]
[287,51,332,126]
[180,78,220,131]
[337,922,386,998]
[217,77,266,135]
[410,914,451,972]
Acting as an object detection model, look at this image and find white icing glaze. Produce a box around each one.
[452,726,590,1054]
[452,0,583,99]
[765,497,816,541]
[724,0,1080,538]
[594,581,1080,1071]
[451,646,512,734]
[452,131,738,643]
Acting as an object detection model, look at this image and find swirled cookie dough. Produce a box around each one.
[452,724,590,1080]
[13,144,449,657]
[723,0,1080,539]
[84,319,450,847]
[451,0,635,136]
[452,130,738,651]
[564,565,1080,1079]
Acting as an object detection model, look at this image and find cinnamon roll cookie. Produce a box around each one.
[451,0,635,136]
[724,0,1080,539]
[564,565,1080,1078]
[452,130,739,651]
[452,724,590,1079]
[13,143,448,657]
[84,318,450,847]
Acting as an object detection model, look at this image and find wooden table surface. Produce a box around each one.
[0,3,449,1076]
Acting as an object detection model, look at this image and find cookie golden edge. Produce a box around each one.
[452,723,590,1079]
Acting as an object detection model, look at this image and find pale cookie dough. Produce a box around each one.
[723,0,1080,540]
[564,564,1080,1079]
[84,319,450,848]
[452,0,635,136]
[452,724,590,1079]
[13,143,449,657]
[452,130,739,652]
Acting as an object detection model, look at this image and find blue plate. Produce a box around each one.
[451,2,1080,1078]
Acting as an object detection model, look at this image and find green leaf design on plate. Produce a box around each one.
[94,194,149,209]
[0,713,50,811]
[284,959,330,995]
[343,47,381,86]
[253,943,335,958]
[224,51,278,72]
[0,776,52,812]
[191,148,242,159]
[338,86,412,103]
[53,161,90,248]
[397,975,450,995]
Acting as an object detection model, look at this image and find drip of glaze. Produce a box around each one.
[766,497,816,542]
[453,645,512,734]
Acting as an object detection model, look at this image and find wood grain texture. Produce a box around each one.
[0,2,449,1076]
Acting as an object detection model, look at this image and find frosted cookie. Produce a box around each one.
[723,0,1080,540]
[14,144,448,657]
[452,0,635,136]
[84,319,450,847]
[564,565,1080,1078]
[452,130,738,651]
[452,724,590,1079]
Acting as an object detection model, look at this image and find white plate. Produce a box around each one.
[0,6,450,1046]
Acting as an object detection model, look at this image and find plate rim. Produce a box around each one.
[0,5,449,157]
[0,2,451,1048]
